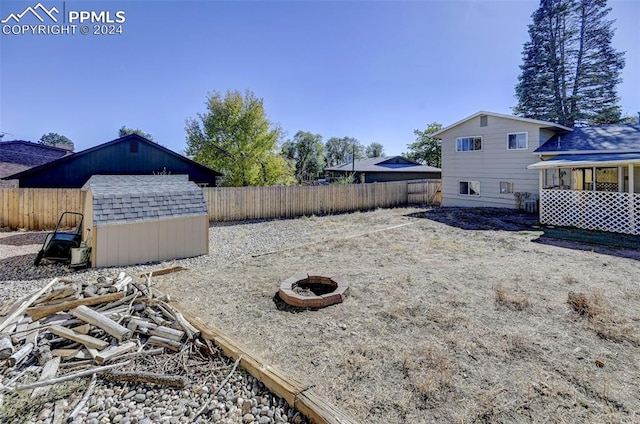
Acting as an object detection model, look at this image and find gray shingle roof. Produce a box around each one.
[535,124,640,153]
[325,156,441,172]
[82,175,208,227]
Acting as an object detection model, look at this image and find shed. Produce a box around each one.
[82,175,209,267]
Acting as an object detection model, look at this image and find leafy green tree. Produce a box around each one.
[185,90,295,187]
[281,131,325,183]
[324,137,364,167]
[514,0,625,127]
[405,123,443,168]
[365,142,385,158]
[38,132,73,147]
[119,126,154,140]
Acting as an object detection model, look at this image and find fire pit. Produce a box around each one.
[278,272,349,308]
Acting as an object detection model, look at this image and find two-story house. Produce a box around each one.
[432,111,571,208]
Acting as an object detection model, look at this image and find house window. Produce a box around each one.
[507,132,528,150]
[480,115,488,127]
[500,181,514,194]
[459,181,480,196]
[456,137,482,152]
[130,141,138,153]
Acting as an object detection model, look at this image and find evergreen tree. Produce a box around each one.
[514,0,625,127]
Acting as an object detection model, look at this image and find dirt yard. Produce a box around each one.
[1,207,638,423]
[146,207,640,423]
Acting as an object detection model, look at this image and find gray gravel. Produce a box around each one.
[0,215,369,305]
[0,215,358,424]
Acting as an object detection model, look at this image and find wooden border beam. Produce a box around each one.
[174,305,360,424]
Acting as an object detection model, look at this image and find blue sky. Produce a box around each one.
[1,0,638,156]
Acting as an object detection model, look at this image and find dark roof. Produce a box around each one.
[2,134,222,182]
[325,156,441,173]
[535,124,640,153]
[528,153,640,169]
[82,175,208,227]
[0,140,70,167]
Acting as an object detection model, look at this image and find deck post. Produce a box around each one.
[629,165,636,234]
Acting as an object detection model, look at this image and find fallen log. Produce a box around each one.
[48,325,109,350]
[26,292,126,322]
[95,341,137,365]
[9,342,34,366]
[69,305,132,341]
[31,357,61,398]
[0,278,59,333]
[1,360,130,392]
[140,266,186,278]
[0,335,14,359]
[104,371,187,387]
[147,335,181,352]
[149,325,185,342]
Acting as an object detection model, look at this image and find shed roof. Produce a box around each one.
[325,156,441,173]
[534,124,640,153]
[82,175,208,227]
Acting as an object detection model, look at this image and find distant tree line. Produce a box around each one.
[184,90,399,186]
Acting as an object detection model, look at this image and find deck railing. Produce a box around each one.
[539,189,639,235]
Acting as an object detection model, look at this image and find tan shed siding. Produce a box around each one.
[441,115,546,208]
[94,215,207,267]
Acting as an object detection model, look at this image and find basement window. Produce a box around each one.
[500,181,514,194]
[459,181,480,196]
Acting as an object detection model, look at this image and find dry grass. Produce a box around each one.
[151,207,640,424]
[495,283,531,311]
[568,290,638,344]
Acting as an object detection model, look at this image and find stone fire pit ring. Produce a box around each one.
[278,272,349,308]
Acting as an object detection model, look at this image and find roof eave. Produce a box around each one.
[432,111,573,138]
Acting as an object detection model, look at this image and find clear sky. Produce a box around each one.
[1,0,638,156]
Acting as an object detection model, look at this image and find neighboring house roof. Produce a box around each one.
[432,111,573,137]
[2,134,222,187]
[325,156,441,173]
[82,175,208,227]
[0,140,70,177]
[534,124,640,154]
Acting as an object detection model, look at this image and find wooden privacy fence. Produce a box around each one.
[0,180,441,230]
[0,188,85,230]
[407,179,442,206]
[203,180,441,222]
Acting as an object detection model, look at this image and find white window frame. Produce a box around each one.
[459,181,480,196]
[456,136,482,152]
[507,132,528,150]
[500,181,514,194]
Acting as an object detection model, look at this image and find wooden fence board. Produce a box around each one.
[0,180,441,229]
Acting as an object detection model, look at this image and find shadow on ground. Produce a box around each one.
[406,207,539,231]
[0,253,90,280]
[409,207,640,261]
[0,232,46,246]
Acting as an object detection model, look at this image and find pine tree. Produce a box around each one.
[514,0,625,127]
